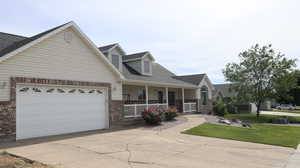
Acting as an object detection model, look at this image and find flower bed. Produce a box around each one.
[142,107,178,125]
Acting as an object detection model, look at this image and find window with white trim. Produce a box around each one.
[111,54,120,69]
[201,86,208,105]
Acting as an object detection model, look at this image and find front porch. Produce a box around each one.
[123,85,198,118]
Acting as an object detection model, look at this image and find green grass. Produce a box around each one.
[183,123,300,148]
[183,114,300,148]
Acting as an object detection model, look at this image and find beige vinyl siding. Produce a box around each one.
[0,28,122,101]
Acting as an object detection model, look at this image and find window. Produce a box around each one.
[144,60,150,74]
[111,54,119,69]
[201,86,208,105]
[138,88,146,100]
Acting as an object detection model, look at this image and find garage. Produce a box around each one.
[16,85,108,140]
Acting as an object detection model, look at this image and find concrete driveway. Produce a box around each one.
[3,115,294,168]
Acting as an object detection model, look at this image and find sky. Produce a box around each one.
[1,0,299,84]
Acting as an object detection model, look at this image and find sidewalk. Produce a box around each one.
[261,111,300,117]
[286,145,300,168]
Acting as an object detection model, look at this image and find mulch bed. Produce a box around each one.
[0,152,52,168]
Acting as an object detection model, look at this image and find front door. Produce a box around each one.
[168,91,176,106]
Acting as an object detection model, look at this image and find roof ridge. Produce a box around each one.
[98,43,118,48]
[125,51,148,56]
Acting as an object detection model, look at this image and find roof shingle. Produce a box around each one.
[98,43,117,53]
[123,52,148,61]
[173,74,206,85]
[122,62,196,87]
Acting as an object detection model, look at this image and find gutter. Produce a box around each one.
[122,79,199,89]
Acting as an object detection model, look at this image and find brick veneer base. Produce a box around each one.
[197,99,213,114]
[0,77,124,139]
[110,100,124,125]
[0,102,16,137]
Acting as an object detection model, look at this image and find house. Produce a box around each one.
[213,84,237,103]
[0,21,215,140]
[213,83,271,113]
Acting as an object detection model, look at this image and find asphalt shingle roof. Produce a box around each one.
[0,22,69,57]
[98,43,117,53]
[173,74,206,85]
[0,32,27,52]
[123,52,148,61]
[122,62,197,87]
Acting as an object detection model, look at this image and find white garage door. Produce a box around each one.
[16,85,108,140]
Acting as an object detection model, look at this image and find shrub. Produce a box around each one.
[142,108,163,125]
[164,107,178,121]
[213,101,228,116]
[227,104,237,114]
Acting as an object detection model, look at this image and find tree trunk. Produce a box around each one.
[256,103,261,118]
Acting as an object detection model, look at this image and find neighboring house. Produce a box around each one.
[213,83,271,113]
[213,84,237,103]
[0,21,215,140]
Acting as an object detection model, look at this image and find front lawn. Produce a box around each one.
[183,114,300,148]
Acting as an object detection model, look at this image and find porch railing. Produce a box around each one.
[124,103,168,118]
[183,102,197,113]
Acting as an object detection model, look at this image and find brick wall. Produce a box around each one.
[0,102,15,137]
[110,100,124,125]
[197,99,213,114]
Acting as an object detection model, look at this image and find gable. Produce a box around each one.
[198,75,215,99]
[0,28,122,100]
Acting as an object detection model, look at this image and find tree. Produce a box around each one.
[290,70,300,105]
[223,44,296,117]
[273,70,298,104]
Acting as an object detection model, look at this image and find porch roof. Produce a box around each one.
[122,62,198,88]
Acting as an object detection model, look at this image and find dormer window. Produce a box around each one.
[144,60,150,73]
[142,59,152,76]
[111,54,120,69]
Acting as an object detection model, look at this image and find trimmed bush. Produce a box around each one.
[142,108,163,125]
[213,101,228,116]
[164,107,178,121]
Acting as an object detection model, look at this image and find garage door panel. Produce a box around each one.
[16,86,107,140]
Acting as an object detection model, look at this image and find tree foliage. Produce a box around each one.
[273,70,298,103]
[223,44,296,117]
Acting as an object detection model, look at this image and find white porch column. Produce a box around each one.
[182,88,185,113]
[145,85,149,109]
[165,87,169,108]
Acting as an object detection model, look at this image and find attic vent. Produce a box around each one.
[64,31,73,43]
